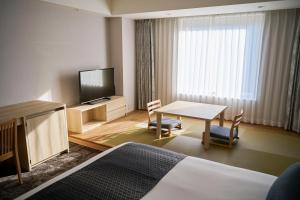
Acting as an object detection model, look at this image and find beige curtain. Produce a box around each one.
[153,10,298,127]
[285,12,300,133]
[154,18,178,106]
[255,9,298,126]
[136,20,155,109]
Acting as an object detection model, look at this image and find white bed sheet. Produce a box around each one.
[16,143,277,200]
[142,156,276,200]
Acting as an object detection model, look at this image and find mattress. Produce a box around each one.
[16,142,277,200]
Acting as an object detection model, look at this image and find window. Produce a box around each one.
[177,13,265,100]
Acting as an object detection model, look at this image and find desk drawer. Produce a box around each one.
[107,107,126,122]
[106,97,126,112]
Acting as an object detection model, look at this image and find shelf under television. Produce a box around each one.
[82,120,106,133]
[67,96,127,134]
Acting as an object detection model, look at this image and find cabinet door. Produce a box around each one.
[106,97,126,112]
[107,107,126,122]
[26,109,68,166]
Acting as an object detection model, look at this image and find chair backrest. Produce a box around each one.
[230,110,244,134]
[146,100,162,122]
[0,119,17,160]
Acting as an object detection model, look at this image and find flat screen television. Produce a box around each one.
[79,68,115,104]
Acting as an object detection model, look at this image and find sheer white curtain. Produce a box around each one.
[176,12,266,123]
[154,18,178,105]
[154,10,298,126]
[177,13,264,101]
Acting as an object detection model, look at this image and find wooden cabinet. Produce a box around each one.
[25,109,68,166]
[106,97,126,112]
[0,101,69,171]
[67,96,126,133]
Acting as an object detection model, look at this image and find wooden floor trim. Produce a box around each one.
[68,135,111,152]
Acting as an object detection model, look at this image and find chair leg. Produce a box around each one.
[168,128,171,136]
[176,124,182,129]
[229,137,233,148]
[201,132,205,144]
[15,151,23,184]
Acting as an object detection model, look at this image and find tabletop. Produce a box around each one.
[0,100,65,124]
[155,101,227,120]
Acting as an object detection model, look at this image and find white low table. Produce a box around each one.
[155,101,227,149]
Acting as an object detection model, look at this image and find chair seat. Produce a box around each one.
[210,125,238,140]
[149,118,181,129]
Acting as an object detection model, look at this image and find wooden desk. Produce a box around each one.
[0,100,69,171]
[155,101,227,149]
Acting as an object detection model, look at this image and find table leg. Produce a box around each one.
[177,116,182,129]
[156,112,162,139]
[219,111,225,127]
[204,120,211,149]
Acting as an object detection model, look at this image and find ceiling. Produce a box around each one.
[40,0,300,19]
[40,0,111,16]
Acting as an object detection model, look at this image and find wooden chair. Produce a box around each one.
[0,119,23,184]
[147,100,182,136]
[203,110,244,148]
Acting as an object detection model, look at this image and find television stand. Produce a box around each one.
[67,96,126,133]
[87,97,111,105]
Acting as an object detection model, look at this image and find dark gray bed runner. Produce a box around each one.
[27,143,186,200]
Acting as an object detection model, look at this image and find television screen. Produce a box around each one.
[79,68,115,104]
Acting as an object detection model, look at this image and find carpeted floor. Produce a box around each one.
[0,142,100,200]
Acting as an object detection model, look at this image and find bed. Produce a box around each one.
[16,142,278,200]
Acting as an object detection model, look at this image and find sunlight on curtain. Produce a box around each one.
[155,18,178,105]
[154,10,298,126]
[177,13,265,100]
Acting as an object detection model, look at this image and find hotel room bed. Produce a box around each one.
[16,142,277,200]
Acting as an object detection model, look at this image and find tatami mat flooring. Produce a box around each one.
[70,111,300,176]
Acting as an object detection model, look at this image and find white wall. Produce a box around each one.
[0,0,110,106]
[122,19,136,112]
[109,18,124,96]
[109,17,136,112]
[41,0,111,15]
